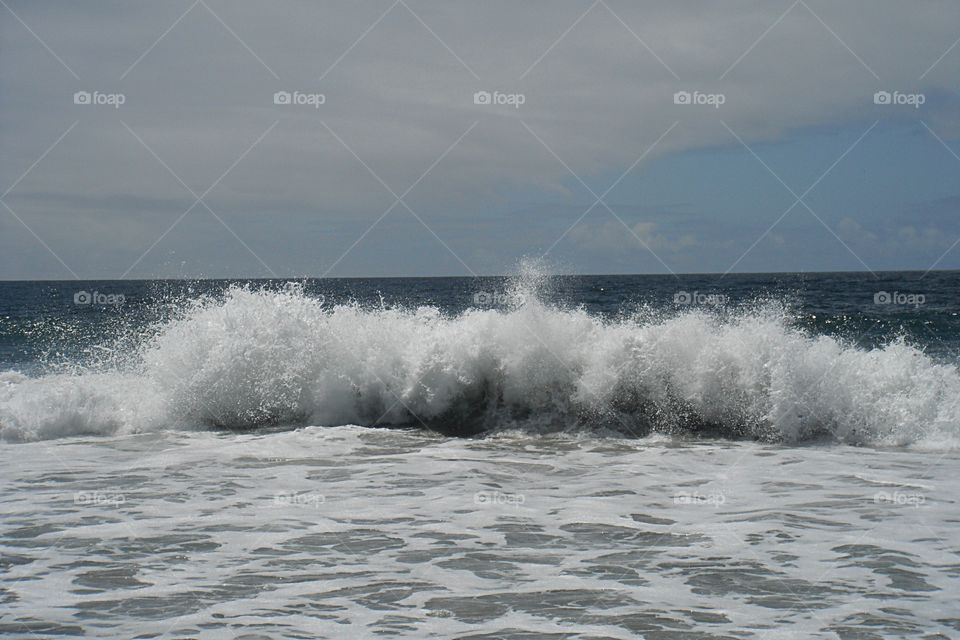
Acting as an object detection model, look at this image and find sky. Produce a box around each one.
[1,0,959,279]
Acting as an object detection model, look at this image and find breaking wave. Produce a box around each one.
[2,276,959,448]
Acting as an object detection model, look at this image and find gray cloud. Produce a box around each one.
[1,0,959,278]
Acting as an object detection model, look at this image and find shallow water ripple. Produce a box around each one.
[2,427,958,638]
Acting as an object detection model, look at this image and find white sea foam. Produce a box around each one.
[3,427,958,637]
[1,277,959,446]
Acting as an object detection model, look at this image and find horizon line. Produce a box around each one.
[1,267,957,283]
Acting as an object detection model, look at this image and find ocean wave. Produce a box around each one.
[1,279,959,447]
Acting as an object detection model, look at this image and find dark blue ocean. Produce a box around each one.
[2,270,958,372]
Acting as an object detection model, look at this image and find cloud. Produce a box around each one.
[1,0,959,277]
[569,220,697,254]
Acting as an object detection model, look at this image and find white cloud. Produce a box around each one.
[1,1,959,277]
[569,220,697,254]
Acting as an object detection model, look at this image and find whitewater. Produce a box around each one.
[3,273,959,638]
[1,280,958,447]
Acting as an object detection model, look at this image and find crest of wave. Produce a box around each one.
[1,269,959,447]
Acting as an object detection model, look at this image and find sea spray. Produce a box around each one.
[1,274,959,447]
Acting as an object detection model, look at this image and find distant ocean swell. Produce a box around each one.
[1,281,958,447]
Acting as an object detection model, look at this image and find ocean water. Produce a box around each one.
[2,270,959,638]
